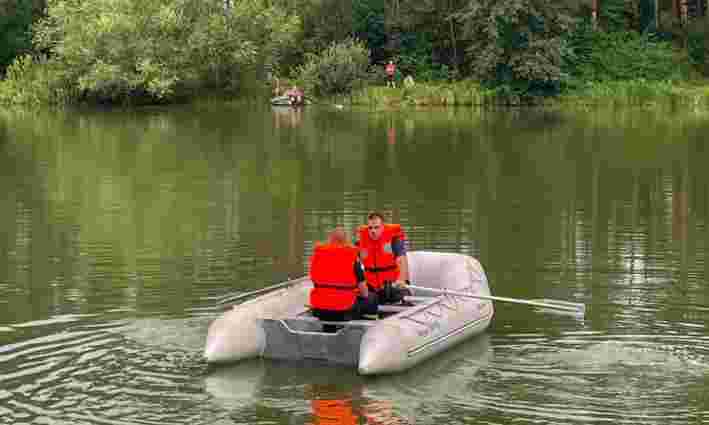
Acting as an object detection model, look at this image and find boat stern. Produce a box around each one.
[358,323,413,375]
[204,309,265,363]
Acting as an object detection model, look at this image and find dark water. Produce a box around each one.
[1,103,708,424]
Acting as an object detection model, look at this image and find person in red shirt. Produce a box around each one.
[385,60,396,88]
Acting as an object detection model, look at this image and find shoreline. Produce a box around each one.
[4,79,709,111]
[333,79,709,110]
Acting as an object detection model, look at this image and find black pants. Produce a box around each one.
[312,293,378,322]
[375,281,412,304]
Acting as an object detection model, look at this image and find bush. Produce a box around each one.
[0,54,74,106]
[296,38,370,97]
[395,32,451,82]
[565,27,688,83]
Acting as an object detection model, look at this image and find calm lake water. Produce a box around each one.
[1,103,708,425]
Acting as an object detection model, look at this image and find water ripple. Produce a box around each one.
[0,317,218,425]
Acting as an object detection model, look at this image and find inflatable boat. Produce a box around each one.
[270,95,310,106]
[204,251,494,375]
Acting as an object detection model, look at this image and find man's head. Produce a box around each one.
[367,212,385,240]
[328,226,348,246]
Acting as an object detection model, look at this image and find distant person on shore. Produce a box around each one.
[385,60,397,88]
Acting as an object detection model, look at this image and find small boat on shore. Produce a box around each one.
[270,94,310,106]
[204,251,494,375]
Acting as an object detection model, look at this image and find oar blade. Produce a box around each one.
[531,299,586,318]
[407,284,585,318]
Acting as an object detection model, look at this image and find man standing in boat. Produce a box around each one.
[355,211,411,304]
[309,227,377,325]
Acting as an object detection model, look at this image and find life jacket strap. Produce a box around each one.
[313,282,359,290]
[365,265,397,273]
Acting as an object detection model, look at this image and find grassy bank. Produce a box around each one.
[557,80,709,108]
[344,81,499,108]
[341,79,709,109]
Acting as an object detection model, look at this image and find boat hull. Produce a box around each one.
[204,277,311,363]
[270,95,309,106]
[358,251,493,374]
[204,251,494,375]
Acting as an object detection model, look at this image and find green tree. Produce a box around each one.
[456,0,576,99]
[0,0,34,74]
[1,0,300,105]
[296,38,370,96]
[387,0,468,77]
[353,0,387,63]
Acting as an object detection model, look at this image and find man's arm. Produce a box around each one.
[392,236,409,285]
[358,280,369,297]
[396,255,409,284]
[355,259,368,297]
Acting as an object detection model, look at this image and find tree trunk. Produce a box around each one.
[449,15,458,77]
[655,0,659,29]
[705,11,709,75]
[385,0,402,56]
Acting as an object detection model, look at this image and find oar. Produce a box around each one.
[299,95,345,109]
[218,279,301,306]
[407,285,586,317]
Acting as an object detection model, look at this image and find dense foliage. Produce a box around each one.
[565,23,688,84]
[296,38,370,96]
[2,0,299,105]
[1,0,708,105]
[455,0,576,100]
[0,0,36,73]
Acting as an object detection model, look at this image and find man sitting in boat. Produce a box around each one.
[309,227,378,324]
[355,211,412,305]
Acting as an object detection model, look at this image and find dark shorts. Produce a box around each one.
[387,74,395,82]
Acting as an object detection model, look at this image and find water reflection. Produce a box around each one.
[1,105,709,424]
[2,105,708,317]
[273,105,304,129]
[205,335,492,425]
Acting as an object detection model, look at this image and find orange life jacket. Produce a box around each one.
[357,224,402,290]
[309,243,360,312]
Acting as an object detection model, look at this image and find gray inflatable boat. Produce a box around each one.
[204,251,494,375]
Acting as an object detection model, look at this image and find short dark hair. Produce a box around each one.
[367,211,385,221]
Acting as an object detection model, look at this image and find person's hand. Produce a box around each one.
[393,280,408,288]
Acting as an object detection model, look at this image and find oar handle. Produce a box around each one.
[218,279,302,305]
[408,285,585,315]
